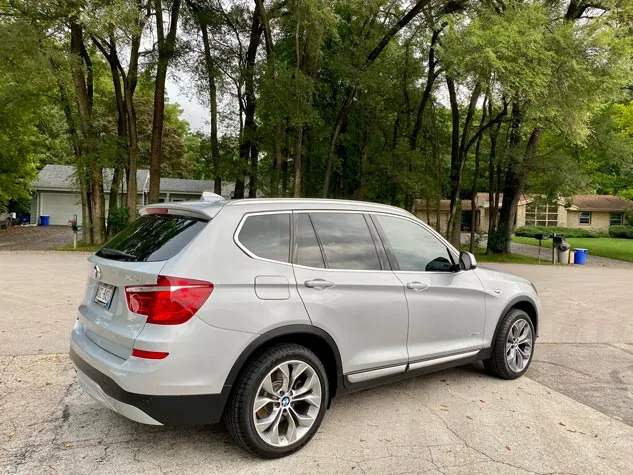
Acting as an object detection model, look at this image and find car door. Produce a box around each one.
[292,211,409,381]
[372,213,487,366]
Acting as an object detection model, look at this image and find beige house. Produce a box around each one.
[415,193,633,234]
[414,193,529,234]
[553,195,633,231]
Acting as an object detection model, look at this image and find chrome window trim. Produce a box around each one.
[233,211,293,267]
[233,207,460,273]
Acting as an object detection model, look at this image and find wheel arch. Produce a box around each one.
[224,324,344,403]
[492,296,539,344]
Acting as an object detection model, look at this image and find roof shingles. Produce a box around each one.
[33,164,225,196]
[570,194,633,212]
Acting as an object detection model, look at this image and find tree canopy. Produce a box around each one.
[1,0,632,248]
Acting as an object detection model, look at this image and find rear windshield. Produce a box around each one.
[96,214,207,262]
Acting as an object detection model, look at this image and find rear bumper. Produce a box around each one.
[70,349,230,425]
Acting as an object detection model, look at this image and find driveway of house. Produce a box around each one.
[510,240,633,269]
[0,226,74,251]
[2,252,633,474]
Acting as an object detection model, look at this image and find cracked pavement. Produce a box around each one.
[1,252,633,474]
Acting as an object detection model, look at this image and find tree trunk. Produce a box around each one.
[469,98,487,252]
[235,3,262,199]
[92,36,127,236]
[148,0,182,204]
[124,31,143,222]
[70,20,106,243]
[185,12,222,195]
[492,128,541,253]
[469,133,483,252]
[293,127,304,197]
[148,53,168,204]
[249,140,259,198]
[445,77,461,242]
[108,165,122,234]
[357,126,369,200]
[52,56,89,240]
[201,26,222,195]
[487,121,502,238]
[409,28,440,151]
[270,127,284,197]
[488,100,540,253]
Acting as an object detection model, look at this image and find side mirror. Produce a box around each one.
[459,251,477,271]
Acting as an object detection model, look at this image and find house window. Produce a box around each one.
[525,201,558,227]
[610,213,624,226]
[579,211,592,225]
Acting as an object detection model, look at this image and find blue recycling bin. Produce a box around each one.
[574,248,588,265]
[39,215,50,226]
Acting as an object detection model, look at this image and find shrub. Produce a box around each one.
[514,225,601,239]
[608,225,633,239]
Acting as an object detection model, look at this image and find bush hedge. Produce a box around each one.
[514,225,602,239]
[608,225,633,239]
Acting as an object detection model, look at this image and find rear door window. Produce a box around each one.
[238,213,290,262]
[310,212,381,270]
[97,214,207,262]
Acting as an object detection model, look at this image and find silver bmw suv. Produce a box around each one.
[70,197,540,458]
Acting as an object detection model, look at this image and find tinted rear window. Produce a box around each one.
[238,213,290,262]
[97,214,207,262]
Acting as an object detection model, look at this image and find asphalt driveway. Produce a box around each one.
[1,252,633,474]
[0,226,74,251]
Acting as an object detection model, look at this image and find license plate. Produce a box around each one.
[94,283,115,307]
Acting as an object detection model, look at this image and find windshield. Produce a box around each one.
[96,214,207,262]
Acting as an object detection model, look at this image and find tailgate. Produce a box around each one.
[78,212,208,359]
[79,256,165,359]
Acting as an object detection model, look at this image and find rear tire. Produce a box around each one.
[484,309,535,380]
[224,343,329,458]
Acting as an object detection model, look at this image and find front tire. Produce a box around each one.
[484,309,535,379]
[224,343,329,458]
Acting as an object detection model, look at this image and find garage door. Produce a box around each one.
[40,192,83,225]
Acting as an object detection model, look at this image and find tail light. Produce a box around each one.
[125,275,213,325]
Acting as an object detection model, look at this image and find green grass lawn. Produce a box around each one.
[513,236,633,263]
[473,249,549,265]
[466,246,548,265]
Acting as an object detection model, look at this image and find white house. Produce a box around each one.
[31,164,233,225]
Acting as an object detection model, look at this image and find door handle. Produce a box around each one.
[304,279,335,290]
[406,281,429,292]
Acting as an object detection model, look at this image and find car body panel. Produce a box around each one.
[473,266,540,344]
[395,269,488,361]
[293,265,409,374]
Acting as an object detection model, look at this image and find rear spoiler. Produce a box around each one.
[140,198,226,220]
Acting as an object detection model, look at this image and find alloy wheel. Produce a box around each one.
[252,360,322,447]
[505,318,533,372]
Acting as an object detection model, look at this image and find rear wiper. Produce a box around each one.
[97,247,136,261]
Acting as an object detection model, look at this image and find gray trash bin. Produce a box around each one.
[557,240,571,264]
